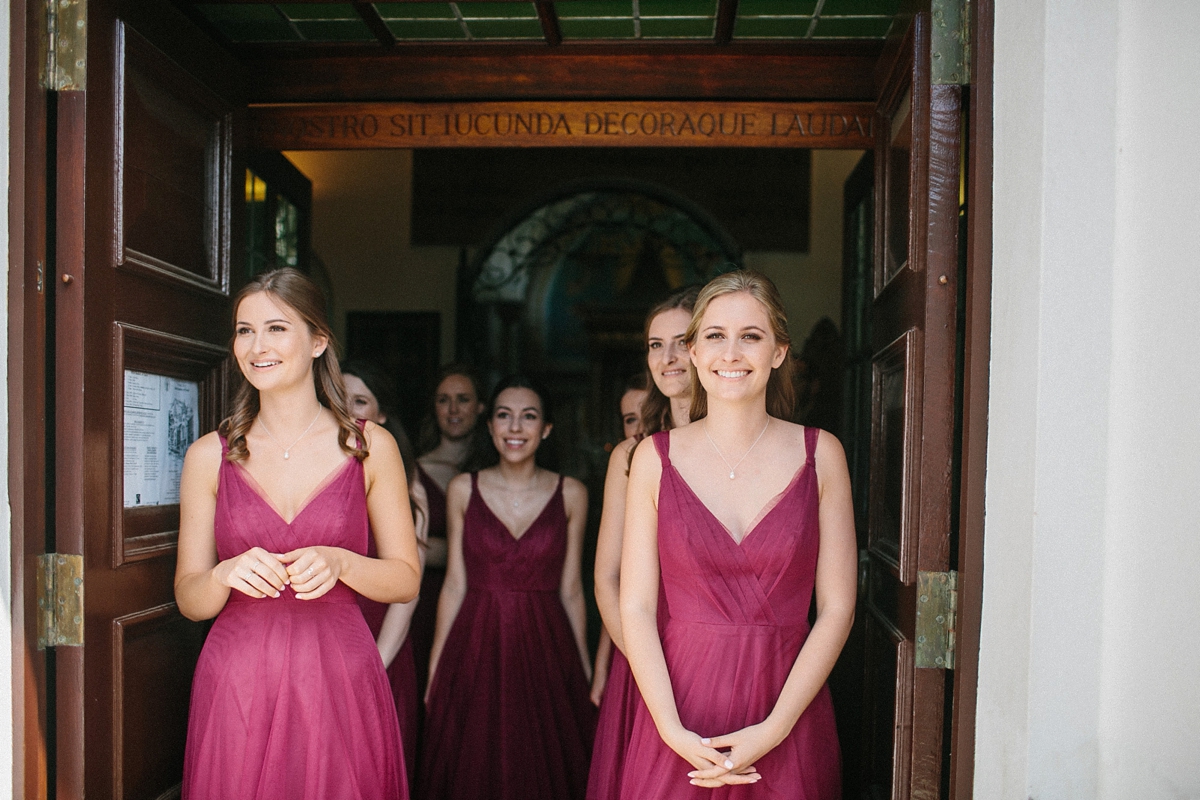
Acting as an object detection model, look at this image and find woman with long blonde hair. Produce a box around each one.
[620,271,856,798]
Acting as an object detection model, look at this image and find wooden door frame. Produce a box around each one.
[7,2,994,796]
[8,0,51,796]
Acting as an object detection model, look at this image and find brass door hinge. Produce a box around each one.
[37,554,84,648]
[915,570,956,669]
[40,0,87,91]
[931,0,970,85]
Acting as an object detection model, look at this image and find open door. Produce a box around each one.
[857,12,961,800]
[49,2,246,795]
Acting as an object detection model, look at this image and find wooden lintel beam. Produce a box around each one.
[714,0,738,46]
[244,42,884,103]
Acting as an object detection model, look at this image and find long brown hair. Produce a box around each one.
[639,285,701,436]
[684,270,796,421]
[219,268,365,462]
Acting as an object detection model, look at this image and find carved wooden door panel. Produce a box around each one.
[53,3,245,796]
[858,12,961,800]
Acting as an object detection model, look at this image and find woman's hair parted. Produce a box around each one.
[219,268,365,463]
[639,285,701,437]
[685,270,796,422]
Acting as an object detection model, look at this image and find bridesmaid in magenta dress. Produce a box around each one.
[419,376,596,800]
[589,286,698,800]
[620,271,857,799]
[343,360,428,779]
[176,269,422,800]
[412,365,489,695]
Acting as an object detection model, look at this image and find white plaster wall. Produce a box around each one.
[1100,1,1200,796]
[0,0,12,790]
[980,1,1200,797]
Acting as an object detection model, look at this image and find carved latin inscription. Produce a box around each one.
[250,102,875,150]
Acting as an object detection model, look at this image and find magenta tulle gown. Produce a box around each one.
[619,427,841,800]
[183,440,407,800]
[358,540,419,780]
[587,647,641,800]
[418,473,597,800]
[410,464,446,694]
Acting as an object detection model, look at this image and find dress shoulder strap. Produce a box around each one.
[651,430,672,468]
[804,426,819,467]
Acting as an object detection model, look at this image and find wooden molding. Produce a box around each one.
[243,42,884,103]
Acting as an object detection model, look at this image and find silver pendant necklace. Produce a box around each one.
[258,408,323,460]
[704,418,770,479]
[502,474,537,509]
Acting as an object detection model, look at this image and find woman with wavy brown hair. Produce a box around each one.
[588,285,698,800]
[175,268,422,800]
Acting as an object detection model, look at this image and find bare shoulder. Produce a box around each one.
[447,471,473,503]
[606,436,638,476]
[628,434,664,485]
[185,430,224,469]
[814,428,848,463]
[182,431,223,494]
[361,419,398,454]
[562,475,588,507]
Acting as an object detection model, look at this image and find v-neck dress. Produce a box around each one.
[418,472,597,800]
[183,439,407,800]
[619,427,841,800]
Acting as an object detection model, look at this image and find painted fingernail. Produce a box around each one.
[687,772,697,779]
[700,737,710,745]
[724,760,734,769]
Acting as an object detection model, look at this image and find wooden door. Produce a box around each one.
[858,12,961,800]
[52,2,245,796]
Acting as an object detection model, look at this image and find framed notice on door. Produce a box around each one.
[113,323,229,566]
[123,371,200,509]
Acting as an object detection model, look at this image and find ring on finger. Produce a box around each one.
[306,567,314,576]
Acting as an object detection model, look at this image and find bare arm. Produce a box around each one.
[174,433,291,621]
[283,423,421,603]
[594,439,634,654]
[695,431,857,785]
[375,481,430,667]
[619,440,736,778]
[425,472,471,698]
[561,476,592,681]
[591,625,614,706]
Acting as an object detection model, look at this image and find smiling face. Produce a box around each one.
[434,374,485,442]
[232,291,327,394]
[487,387,551,463]
[646,307,693,400]
[688,291,788,406]
[619,388,648,439]
[344,374,386,425]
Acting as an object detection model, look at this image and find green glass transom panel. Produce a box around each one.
[192,1,900,43]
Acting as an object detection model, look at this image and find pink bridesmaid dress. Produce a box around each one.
[358,539,419,780]
[586,647,641,800]
[619,427,841,800]
[418,473,596,800]
[183,438,407,800]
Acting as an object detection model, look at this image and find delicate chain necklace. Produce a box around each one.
[704,418,770,480]
[501,472,539,509]
[258,408,323,460]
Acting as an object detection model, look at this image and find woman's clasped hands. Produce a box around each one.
[669,719,791,788]
[215,546,345,600]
